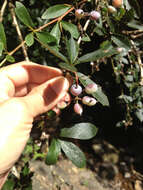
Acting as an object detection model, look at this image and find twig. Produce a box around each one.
[9,2,29,61]
[0,41,25,67]
[0,0,7,22]
[35,6,74,32]
[77,19,90,45]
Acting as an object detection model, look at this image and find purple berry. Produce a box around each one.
[85,83,98,94]
[74,103,83,115]
[90,11,101,21]
[75,9,84,19]
[70,84,82,96]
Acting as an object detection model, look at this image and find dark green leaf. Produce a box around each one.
[42,4,71,19]
[77,48,117,64]
[46,138,61,165]
[77,72,109,106]
[0,23,6,48]
[61,21,79,39]
[6,55,15,63]
[25,33,34,47]
[50,23,61,44]
[2,179,15,190]
[0,42,4,56]
[127,19,143,30]
[15,1,34,28]
[60,122,98,140]
[66,36,79,64]
[59,62,77,72]
[36,32,57,45]
[59,140,86,168]
[111,35,131,50]
[36,37,68,62]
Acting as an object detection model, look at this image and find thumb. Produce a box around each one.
[23,76,69,117]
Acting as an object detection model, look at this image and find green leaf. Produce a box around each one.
[135,109,143,122]
[59,62,77,72]
[66,36,79,64]
[36,37,68,62]
[77,48,117,64]
[61,21,79,39]
[36,32,57,45]
[59,140,86,168]
[77,72,109,106]
[50,22,61,44]
[0,42,4,56]
[25,33,34,47]
[15,1,34,28]
[42,4,71,19]
[0,23,6,48]
[127,19,143,30]
[111,35,131,50]
[46,138,61,165]
[60,122,98,140]
[2,179,15,190]
[6,55,15,63]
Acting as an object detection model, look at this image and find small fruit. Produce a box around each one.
[82,96,97,106]
[82,96,91,105]
[70,84,82,96]
[88,97,97,106]
[85,83,98,94]
[74,103,83,115]
[90,11,101,21]
[75,9,84,19]
[112,0,123,8]
[108,5,117,13]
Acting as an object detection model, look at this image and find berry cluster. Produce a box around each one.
[70,83,98,115]
[75,9,101,21]
[54,82,98,116]
[75,0,123,20]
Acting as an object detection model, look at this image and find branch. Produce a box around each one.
[35,6,74,32]
[0,0,7,22]
[9,2,29,61]
[77,19,90,45]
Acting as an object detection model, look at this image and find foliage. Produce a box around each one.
[1,0,143,188]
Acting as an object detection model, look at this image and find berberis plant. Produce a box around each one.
[0,0,143,188]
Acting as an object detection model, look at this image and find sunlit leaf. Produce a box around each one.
[36,32,57,45]
[6,55,15,63]
[15,1,34,28]
[25,33,34,47]
[0,42,4,56]
[60,122,98,140]
[61,21,79,39]
[77,48,117,63]
[42,4,71,19]
[66,36,79,64]
[50,22,61,44]
[59,140,86,168]
[0,23,6,48]
[46,138,61,165]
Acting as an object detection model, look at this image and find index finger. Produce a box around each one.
[0,61,62,101]
[0,61,62,87]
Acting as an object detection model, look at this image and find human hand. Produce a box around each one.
[0,61,69,188]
